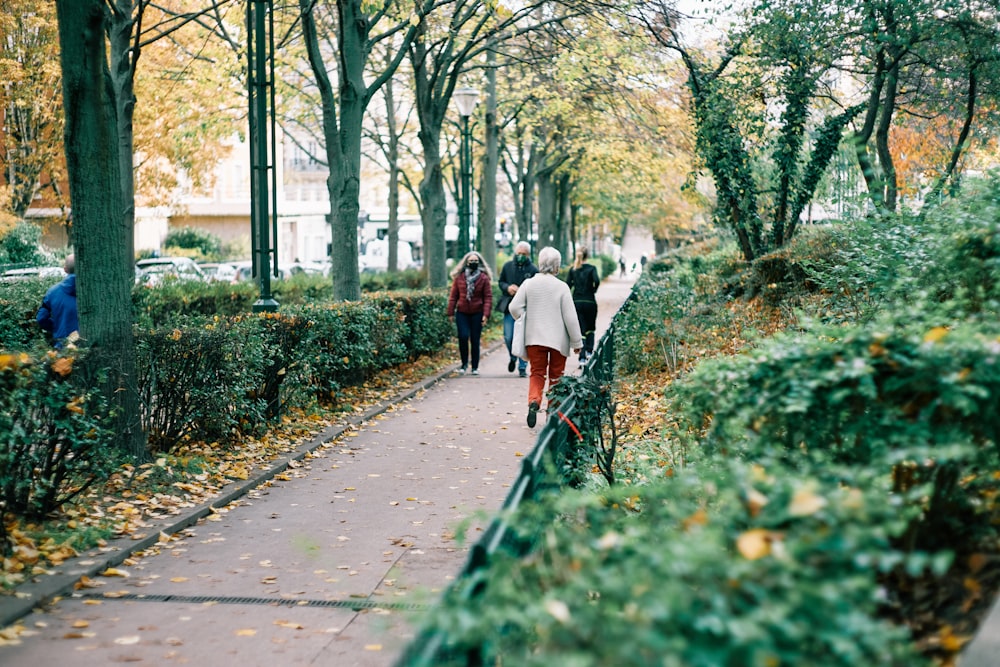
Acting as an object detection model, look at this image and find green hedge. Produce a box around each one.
[0,350,116,522]
[423,458,926,666]
[1,289,451,521]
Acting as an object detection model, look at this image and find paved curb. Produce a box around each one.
[0,348,496,629]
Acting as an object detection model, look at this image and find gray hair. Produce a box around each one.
[536,246,561,274]
[514,241,531,254]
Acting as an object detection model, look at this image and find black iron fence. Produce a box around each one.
[394,296,631,666]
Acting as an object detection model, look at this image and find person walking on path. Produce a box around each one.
[36,253,78,348]
[497,241,537,377]
[509,246,582,427]
[567,247,600,364]
[619,255,627,277]
[447,251,493,375]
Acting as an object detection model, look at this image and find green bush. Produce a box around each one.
[0,350,116,523]
[616,242,740,375]
[0,221,48,267]
[394,291,452,357]
[296,300,401,402]
[163,227,223,259]
[132,279,259,326]
[360,268,427,292]
[136,319,268,452]
[426,459,927,667]
[595,253,617,280]
[0,277,51,349]
[677,318,1000,553]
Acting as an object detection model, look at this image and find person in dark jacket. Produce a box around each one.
[36,254,78,348]
[447,251,493,375]
[567,247,600,363]
[497,241,537,377]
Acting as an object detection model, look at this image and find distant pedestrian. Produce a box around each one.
[619,256,626,277]
[509,247,582,428]
[447,251,493,375]
[497,241,537,378]
[640,254,648,271]
[567,247,599,364]
[36,253,78,348]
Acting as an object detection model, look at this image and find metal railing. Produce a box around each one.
[395,296,631,667]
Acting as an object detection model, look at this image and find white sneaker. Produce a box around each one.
[471,369,480,376]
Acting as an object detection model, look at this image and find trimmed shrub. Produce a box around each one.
[0,350,116,522]
[136,319,267,452]
[425,460,927,667]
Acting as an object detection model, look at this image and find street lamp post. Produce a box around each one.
[453,87,479,258]
[247,0,279,313]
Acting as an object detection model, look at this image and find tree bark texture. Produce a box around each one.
[55,0,146,460]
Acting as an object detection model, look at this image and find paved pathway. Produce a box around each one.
[0,269,638,666]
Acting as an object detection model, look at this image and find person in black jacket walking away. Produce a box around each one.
[567,247,599,363]
[497,242,537,377]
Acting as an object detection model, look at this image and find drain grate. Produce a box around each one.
[78,592,430,612]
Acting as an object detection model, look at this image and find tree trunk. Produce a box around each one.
[923,66,978,210]
[109,0,137,262]
[384,70,400,273]
[536,168,557,253]
[478,46,499,270]
[875,59,899,213]
[301,0,360,301]
[557,172,571,257]
[55,0,146,460]
[419,136,448,288]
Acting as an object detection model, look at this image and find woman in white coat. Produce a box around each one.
[509,246,583,427]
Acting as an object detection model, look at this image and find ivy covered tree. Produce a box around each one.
[628,0,1000,261]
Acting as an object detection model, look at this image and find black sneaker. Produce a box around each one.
[519,369,527,378]
[508,357,516,373]
[527,401,539,428]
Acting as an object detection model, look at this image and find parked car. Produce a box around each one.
[231,260,325,283]
[136,257,205,285]
[0,266,64,282]
[359,239,417,273]
[198,262,238,282]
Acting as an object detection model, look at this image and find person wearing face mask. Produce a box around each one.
[447,251,493,375]
[497,241,538,377]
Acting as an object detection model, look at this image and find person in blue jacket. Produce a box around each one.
[36,254,78,347]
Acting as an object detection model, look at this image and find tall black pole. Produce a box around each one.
[248,0,279,312]
[456,114,469,257]
[461,114,472,254]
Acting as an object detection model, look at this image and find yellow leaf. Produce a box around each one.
[235,629,257,637]
[789,487,827,517]
[682,508,708,531]
[364,644,383,651]
[170,577,188,583]
[923,326,949,343]
[275,620,304,629]
[939,625,970,652]
[71,620,89,628]
[51,357,73,377]
[736,529,774,560]
[101,567,129,578]
[744,488,769,517]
